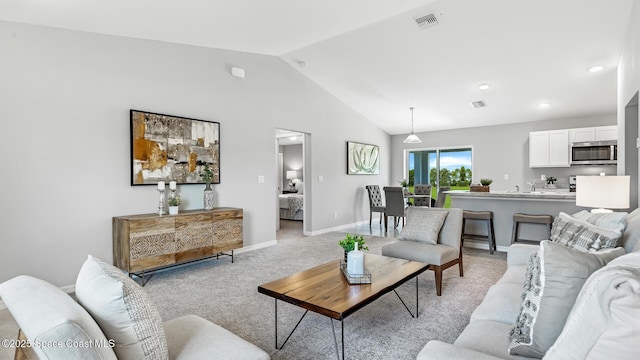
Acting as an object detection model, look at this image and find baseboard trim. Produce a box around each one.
[237,240,278,254]
[305,221,368,236]
[463,240,508,253]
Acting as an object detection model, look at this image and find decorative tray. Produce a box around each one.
[340,261,372,285]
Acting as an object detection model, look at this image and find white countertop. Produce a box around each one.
[445,189,576,200]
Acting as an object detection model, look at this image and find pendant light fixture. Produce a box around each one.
[403,106,422,143]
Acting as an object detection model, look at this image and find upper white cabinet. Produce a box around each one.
[532,125,617,168]
[530,130,569,168]
[569,125,618,143]
[530,131,550,168]
[569,128,595,143]
[595,125,618,141]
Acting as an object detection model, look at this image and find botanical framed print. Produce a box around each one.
[347,141,380,175]
[130,110,220,185]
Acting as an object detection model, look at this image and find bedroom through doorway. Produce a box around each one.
[276,129,307,238]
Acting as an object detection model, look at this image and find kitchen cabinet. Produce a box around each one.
[529,130,569,168]
[595,125,618,141]
[568,126,618,143]
[569,128,595,143]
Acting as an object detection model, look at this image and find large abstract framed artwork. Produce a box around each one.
[347,141,380,175]
[130,110,220,185]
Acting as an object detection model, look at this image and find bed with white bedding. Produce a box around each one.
[279,193,304,220]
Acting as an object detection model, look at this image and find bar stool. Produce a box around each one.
[461,210,496,254]
[511,213,554,244]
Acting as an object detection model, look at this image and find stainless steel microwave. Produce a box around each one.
[570,141,617,165]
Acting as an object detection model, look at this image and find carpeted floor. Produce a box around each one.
[144,232,507,360]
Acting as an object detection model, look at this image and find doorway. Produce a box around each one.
[276,129,308,238]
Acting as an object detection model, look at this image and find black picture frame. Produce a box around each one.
[130,110,220,186]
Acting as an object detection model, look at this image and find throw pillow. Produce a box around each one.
[398,208,448,245]
[549,213,584,246]
[75,255,169,360]
[551,212,622,252]
[545,252,640,360]
[571,210,628,232]
[508,241,625,358]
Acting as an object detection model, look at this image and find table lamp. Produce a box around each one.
[286,170,297,190]
[576,175,630,213]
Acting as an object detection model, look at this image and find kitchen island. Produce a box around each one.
[446,190,585,251]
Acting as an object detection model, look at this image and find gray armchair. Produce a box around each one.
[365,185,386,226]
[381,207,463,296]
[383,186,407,230]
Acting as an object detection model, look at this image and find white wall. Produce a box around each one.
[390,113,617,191]
[618,0,640,206]
[0,21,390,287]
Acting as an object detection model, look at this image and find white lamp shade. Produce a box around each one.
[403,133,422,143]
[576,175,630,210]
[286,170,297,180]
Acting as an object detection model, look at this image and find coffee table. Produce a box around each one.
[258,254,429,359]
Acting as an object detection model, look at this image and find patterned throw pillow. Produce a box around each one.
[551,212,622,252]
[549,214,584,246]
[508,241,625,357]
[398,208,448,245]
[76,255,169,360]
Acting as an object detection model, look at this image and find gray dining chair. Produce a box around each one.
[434,186,451,208]
[383,186,407,230]
[365,185,386,226]
[413,184,432,206]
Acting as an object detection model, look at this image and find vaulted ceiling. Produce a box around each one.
[1,0,634,134]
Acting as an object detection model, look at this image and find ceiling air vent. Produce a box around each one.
[470,100,486,109]
[414,13,439,30]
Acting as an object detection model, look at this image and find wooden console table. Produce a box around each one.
[113,208,243,283]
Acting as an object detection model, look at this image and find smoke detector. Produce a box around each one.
[414,13,439,30]
[470,100,487,109]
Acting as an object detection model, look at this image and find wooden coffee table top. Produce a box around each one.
[258,254,429,320]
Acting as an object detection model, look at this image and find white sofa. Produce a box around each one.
[0,256,270,360]
[417,209,640,360]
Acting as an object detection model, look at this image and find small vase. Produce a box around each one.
[169,206,179,215]
[203,183,214,210]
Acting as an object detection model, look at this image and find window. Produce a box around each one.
[407,147,473,192]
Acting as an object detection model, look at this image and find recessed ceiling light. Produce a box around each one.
[538,103,551,109]
[478,83,490,90]
[588,65,604,73]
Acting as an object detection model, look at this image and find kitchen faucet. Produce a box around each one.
[526,182,535,192]
[515,185,519,193]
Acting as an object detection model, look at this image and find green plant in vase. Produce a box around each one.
[339,234,369,261]
[200,164,214,190]
[168,196,181,207]
[480,178,493,186]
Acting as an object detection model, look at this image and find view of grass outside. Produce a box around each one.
[407,148,472,207]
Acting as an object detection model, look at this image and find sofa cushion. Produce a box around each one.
[164,315,270,360]
[399,207,448,244]
[508,241,625,358]
[620,208,640,253]
[551,212,622,252]
[381,241,458,266]
[0,275,117,360]
[470,282,523,324]
[545,252,640,359]
[455,320,531,360]
[76,255,169,360]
